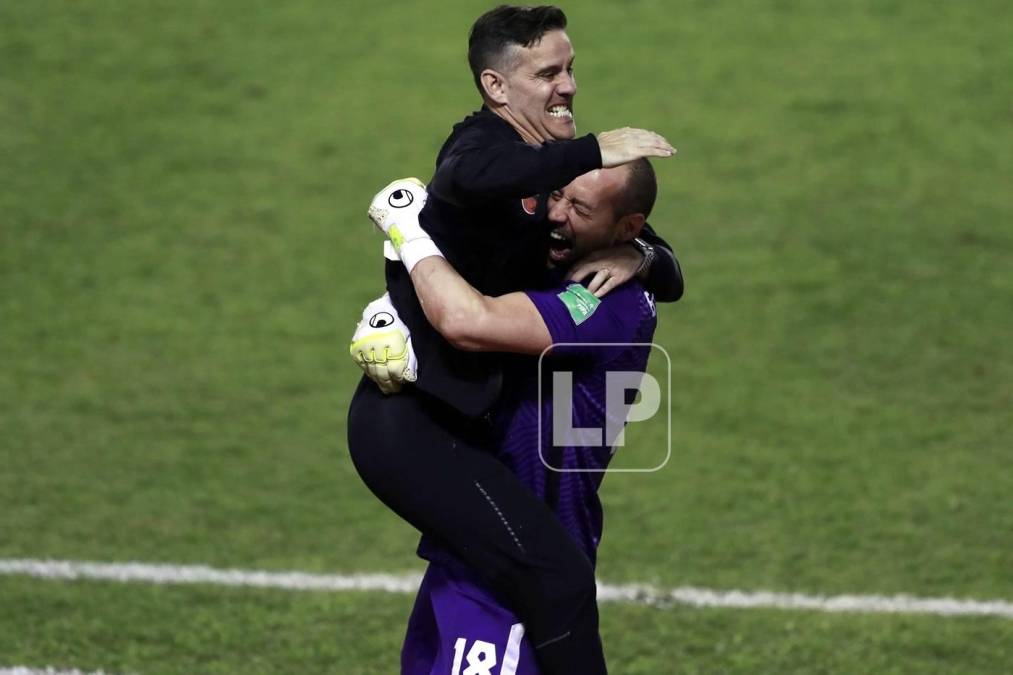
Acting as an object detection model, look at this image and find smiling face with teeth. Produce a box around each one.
[482,29,577,144]
[546,167,642,268]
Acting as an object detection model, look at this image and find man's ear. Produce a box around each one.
[480,69,509,105]
[617,213,646,243]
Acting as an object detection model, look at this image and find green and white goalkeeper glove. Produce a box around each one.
[349,292,417,395]
[367,177,444,272]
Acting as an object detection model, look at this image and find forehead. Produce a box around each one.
[566,168,624,209]
[512,30,573,69]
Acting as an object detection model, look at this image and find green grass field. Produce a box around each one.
[2,1,1011,672]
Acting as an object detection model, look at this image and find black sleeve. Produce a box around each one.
[430,132,602,205]
[640,223,684,303]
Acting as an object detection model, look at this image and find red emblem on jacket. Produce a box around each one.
[521,196,538,215]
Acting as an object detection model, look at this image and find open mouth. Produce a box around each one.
[548,228,574,262]
[547,104,573,120]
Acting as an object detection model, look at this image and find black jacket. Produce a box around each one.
[386,108,683,417]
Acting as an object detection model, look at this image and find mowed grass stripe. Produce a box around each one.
[4,559,1011,620]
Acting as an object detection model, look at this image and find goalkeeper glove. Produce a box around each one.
[367,177,443,273]
[349,292,418,395]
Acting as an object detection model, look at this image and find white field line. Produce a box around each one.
[2,558,1012,620]
[0,558,423,593]
[0,669,115,675]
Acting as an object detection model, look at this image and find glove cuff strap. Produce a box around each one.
[399,238,445,273]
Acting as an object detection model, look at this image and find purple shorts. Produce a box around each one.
[401,561,539,675]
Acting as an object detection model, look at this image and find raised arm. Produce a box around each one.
[367,177,667,354]
[409,256,552,355]
[429,132,601,206]
[430,125,675,206]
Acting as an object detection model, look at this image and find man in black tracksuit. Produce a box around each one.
[390,107,682,417]
[347,7,682,674]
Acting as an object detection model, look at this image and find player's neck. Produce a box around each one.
[487,103,545,145]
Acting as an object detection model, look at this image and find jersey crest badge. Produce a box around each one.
[557,283,601,325]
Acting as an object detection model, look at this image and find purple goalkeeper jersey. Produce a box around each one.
[493,278,658,564]
[417,275,660,571]
[417,277,657,568]
[404,278,658,674]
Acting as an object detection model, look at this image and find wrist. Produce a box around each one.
[630,237,655,278]
[399,238,444,273]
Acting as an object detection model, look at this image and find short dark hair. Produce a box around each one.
[468,5,568,93]
[614,159,657,220]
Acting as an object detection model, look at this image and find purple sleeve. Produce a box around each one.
[525,282,649,359]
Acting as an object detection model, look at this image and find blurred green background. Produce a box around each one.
[1,1,1011,672]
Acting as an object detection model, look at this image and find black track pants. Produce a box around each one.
[347,376,607,675]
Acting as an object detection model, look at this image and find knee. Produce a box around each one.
[544,557,597,611]
[506,548,597,622]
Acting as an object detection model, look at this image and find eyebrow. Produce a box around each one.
[535,57,574,77]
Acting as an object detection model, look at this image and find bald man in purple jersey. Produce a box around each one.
[370,161,662,675]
